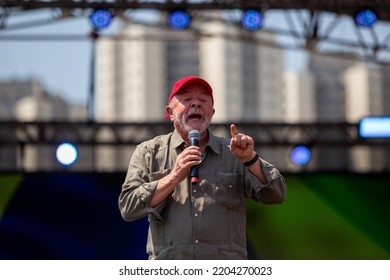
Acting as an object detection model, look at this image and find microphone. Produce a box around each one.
[188,130,200,185]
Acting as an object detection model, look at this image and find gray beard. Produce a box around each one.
[174,113,211,136]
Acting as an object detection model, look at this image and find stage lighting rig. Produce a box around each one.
[56,143,78,166]
[167,10,191,30]
[354,8,378,28]
[89,9,113,30]
[359,117,390,138]
[290,145,311,166]
[241,10,264,31]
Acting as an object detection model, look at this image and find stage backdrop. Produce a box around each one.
[0,172,389,260]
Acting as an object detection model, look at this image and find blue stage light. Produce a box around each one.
[359,117,390,138]
[167,10,191,30]
[241,10,264,31]
[90,9,113,30]
[56,143,78,166]
[355,9,377,28]
[290,145,311,166]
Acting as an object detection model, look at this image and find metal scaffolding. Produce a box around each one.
[1,0,390,65]
[1,121,389,172]
[1,1,389,17]
[1,121,389,147]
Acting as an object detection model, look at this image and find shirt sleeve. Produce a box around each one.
[244,157,287,204]
[118,144,168,223]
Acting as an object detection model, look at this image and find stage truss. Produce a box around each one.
[1,121,389,147]
[0,0,390,65]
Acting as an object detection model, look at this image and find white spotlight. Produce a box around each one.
[56,143,78,166]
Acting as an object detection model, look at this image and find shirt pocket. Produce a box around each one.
[215,172,244,209]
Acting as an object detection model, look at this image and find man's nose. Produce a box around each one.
[191,99,200,107]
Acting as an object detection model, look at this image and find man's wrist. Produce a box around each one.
[244,153,259,167]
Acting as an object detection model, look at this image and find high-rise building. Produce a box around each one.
[198,16,284,122]
[308,53,390,172]
[0,80,37,170]
[380,66,390,171]
[166,29,200,91]
[309,53,357,122]
[198,17,244,122]
[308,53,357,171]
[283,71,316,123]
[94,23,169,170]
[0,80,88,171]
[95,23,167,122]
[344,63,385,172]
[282,71,316,171]
[0,80,41,119]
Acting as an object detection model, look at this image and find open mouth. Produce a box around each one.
[188,114,203,120]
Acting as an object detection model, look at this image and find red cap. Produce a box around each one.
[164,76,213,119]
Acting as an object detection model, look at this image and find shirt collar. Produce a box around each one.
[171,129,220,155]
[206,131,220,154]
[171,129,186,149]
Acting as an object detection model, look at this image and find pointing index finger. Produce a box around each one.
[230,124,237,139]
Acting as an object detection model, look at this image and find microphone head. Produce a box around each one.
[188,130,200,140]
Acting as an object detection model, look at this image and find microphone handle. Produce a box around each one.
[190,138,199,184]
[190,166,199,184]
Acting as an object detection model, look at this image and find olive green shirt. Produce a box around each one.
[119,129,286,260]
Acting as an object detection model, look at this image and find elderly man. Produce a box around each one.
[119,75,286,260]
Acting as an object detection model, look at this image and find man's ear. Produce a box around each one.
[165,105,173,119]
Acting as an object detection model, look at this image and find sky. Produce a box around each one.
[0,10,101,105]
[0,8,389,106]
